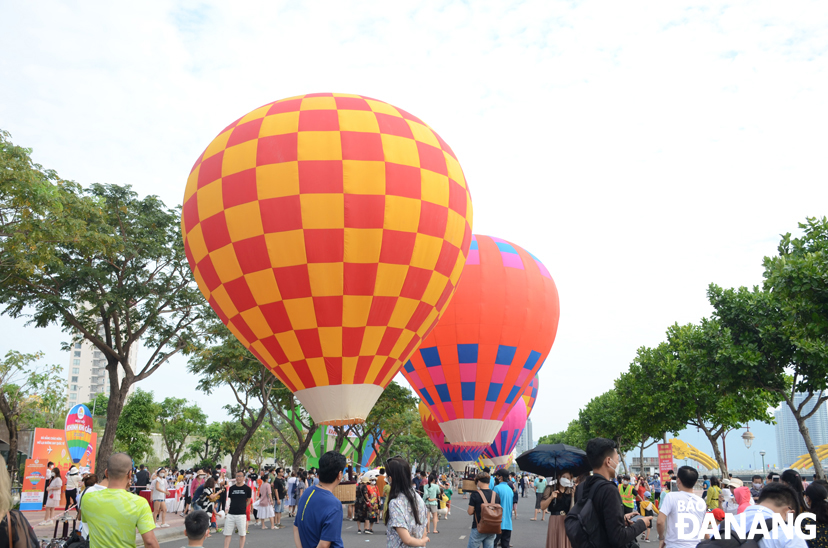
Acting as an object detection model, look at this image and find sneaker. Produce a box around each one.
[160,523,170,528]
[357,531,362,534]
[365,530,374,535]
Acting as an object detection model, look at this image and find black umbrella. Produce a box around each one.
[516,444,589,478]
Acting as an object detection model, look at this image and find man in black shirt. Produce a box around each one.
[273,468,287,529]
[468,472,500,548]
[224,472,252,548]
[135,465,150,491]
[575,438,650,548]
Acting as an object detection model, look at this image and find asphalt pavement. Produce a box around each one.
[161,489,551,548]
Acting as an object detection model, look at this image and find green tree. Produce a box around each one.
[709,282,826,478]
[388,417,443,471]
[0,350,64,479]
[0,177,204,476]
[628,326,776,477]
[186,421,235,466]
[244,427,275,469]
[760,217,828,478]
[0,130,112,282]
[266,385,318,471]
[189,318,275,474]
[578,390,637,473]
[537,419,589,449]
[339,381,417,470]
[156,398,208,469]
[113,389,156,463]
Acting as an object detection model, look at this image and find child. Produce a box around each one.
[184,510,210,547]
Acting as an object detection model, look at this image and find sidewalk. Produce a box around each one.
[25,508,201,546]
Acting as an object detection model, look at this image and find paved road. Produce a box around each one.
[161,490,551,547]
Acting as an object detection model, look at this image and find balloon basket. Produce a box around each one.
[333,482,356,504]
[462,479,477,491]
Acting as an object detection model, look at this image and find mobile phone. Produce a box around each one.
[772,477,780,482]
[630,515,644,522]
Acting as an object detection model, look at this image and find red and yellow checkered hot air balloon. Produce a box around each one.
[182,93,473,425]
[401,235,559,445]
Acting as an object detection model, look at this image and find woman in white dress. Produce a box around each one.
[42,468,63,525]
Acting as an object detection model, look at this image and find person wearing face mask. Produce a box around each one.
[152,467,171,527]
[65,465,81,513]
[801,480,828,548]
[573,438,650,548]
[726,482,807,548]
[619,476,636,514]
[41,467,63,525]
[540,471,575,548]
[751,475,764,503]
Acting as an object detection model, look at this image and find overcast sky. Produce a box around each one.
[2,0,827,467]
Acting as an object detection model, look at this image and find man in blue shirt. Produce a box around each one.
[493,470,514,548]
[293,451,347,548]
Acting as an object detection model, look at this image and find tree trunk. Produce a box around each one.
[290,425,317,471]
[699,425,727,479]
[95,363,130,477]
[618,449,629,474]
[3,416,19,482]
[230,406,269,476]
[640,439,646,477]
[784,393,826,479]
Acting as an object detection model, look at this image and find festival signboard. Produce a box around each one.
[20,427,97,512]
[657,443,674,479]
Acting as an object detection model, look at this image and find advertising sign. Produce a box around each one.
[657,443,674,479]
[20,428,97,512]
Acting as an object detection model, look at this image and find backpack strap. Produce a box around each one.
[7,512,13,548]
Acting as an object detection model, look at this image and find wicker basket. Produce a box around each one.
[462,479,477,491]
[333,482,357,504]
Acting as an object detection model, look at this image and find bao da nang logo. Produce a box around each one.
[674,500,816,540]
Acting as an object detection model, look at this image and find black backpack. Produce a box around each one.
[696,518,774,548]
[565,482,608,548]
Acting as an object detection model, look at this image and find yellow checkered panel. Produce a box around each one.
[182,93,474,394]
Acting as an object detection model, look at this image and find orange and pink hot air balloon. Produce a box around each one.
[418,401,484,472]
[402,235,559,446]
[522,375,539,417]
[182,93,473,426]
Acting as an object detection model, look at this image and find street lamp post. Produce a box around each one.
[760,450,766,472]
[721,425,754,471]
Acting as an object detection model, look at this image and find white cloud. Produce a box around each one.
[2,0,827,454]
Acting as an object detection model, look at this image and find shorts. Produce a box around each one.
[152,497,166,504]
[427,505,438,514]
[224,513,247,536]
[644,508,654,528]
[274,502,283,513]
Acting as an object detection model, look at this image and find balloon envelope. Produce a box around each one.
[182,93,474,425]
[482,398,527,468]
[403,235,559,445]
[65,404,93,464]
[522,375,539,417]
[418,401,483,472]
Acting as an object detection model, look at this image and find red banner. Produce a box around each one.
[657,443,674,479]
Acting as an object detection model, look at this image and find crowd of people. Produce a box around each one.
[3,441,828,548]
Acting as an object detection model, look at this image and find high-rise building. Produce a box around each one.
[774,393,828,468]
[66,339,136,408]
[516,417,534,455]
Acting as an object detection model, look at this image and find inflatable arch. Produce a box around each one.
[790,445,828,470]
[670,438,718,471]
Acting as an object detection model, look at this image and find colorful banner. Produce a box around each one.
[20,428,97,512]
[657,443,674,479]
